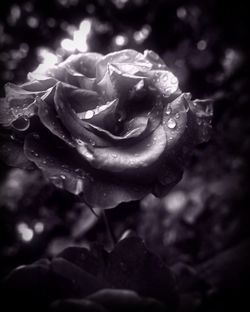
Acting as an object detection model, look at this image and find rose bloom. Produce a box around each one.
[0,49,212,209]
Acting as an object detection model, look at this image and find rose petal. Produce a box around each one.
[86,104,161,148]
[96,49,149,81]
[0,98,15,126]
[96,69,117,101]
[67,88,101,114]
[0,136,34,169]
[21,77,57,91]
[54,82,109,147]
[61,52,103,78]
[1,80,57,127]
[96,52,151,102]
[64,66,96,90]
[162,93,189,150]
[154,93,212,196]
[37,95,75,147]
[81,175,150,209]
[107,63,147,96]
[24,133,88,195]
[89,125,167,174]
[146,69,180,98]
[79,99,118,130]
[1,83,37,125]
[143,50,167,70]
[47,53,102,89]
[23,132,148,209]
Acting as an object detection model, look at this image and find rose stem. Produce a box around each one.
[78,196,117,247]
[102,210,117,248]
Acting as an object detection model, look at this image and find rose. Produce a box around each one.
[0,49,212,209]
[1,236,178,312]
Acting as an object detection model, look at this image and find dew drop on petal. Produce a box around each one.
[11,116,30,131]
[167,118,177,129]
[165,106,172,115]
[50,176,64,188]
[85,110,94,119]
[76,138,84,145]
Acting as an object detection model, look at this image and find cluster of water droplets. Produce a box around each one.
[152,70,179,97]
[77,99,115,120]
[163,105,177,130]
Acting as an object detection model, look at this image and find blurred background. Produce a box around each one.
[0,0,250,308]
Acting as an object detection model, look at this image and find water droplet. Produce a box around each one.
[11,116,30,131]
[112,153,118,158]
[167,118,177,129]
[85,110,94,119]
[134,79,144,91]
[60,175,66,180]
[76,138,84,145]
[50,176,64,188]
[165,106,172,115]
